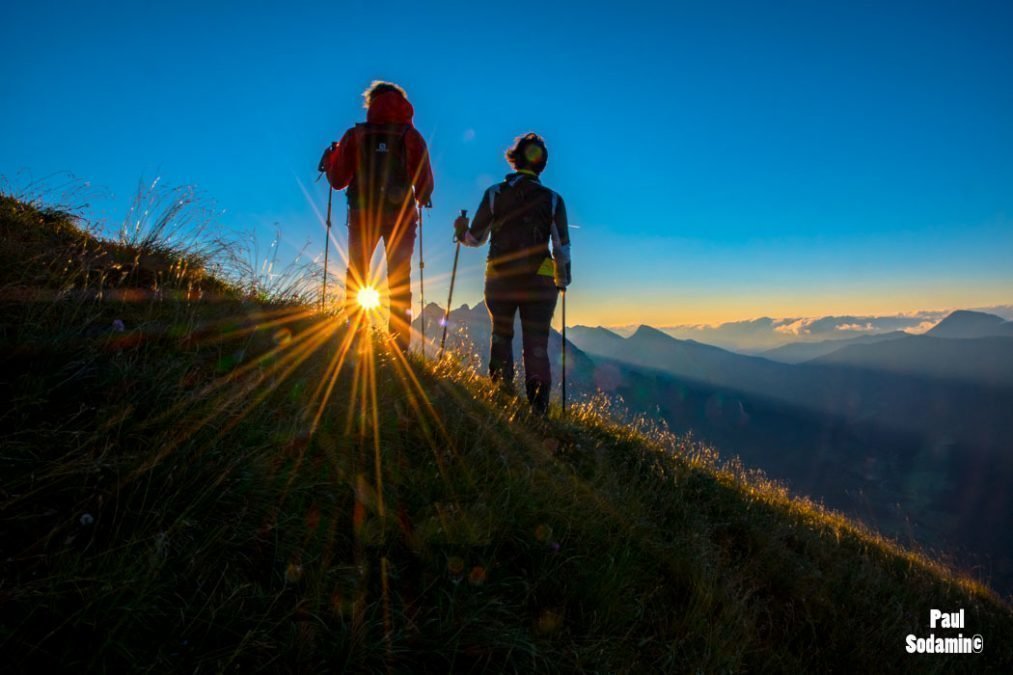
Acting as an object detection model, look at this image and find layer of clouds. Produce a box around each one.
[904,320,938,334]
[774,319,810,335]
[835,322,875,332]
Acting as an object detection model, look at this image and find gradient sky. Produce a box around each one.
[2,0,1011,327]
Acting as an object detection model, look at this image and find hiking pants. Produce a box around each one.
[485,274,558,414]
[346,209,417,352]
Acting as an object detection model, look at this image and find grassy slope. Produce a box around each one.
[1,196,1011,673]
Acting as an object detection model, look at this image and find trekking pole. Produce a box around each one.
[418,204,426,359]
[321,186,333,311]
[439,209,465,358]
[561,288,567,416]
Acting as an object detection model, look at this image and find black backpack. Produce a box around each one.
[488,177,554,276]
[347,123,412,213]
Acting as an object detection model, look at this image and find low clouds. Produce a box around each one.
[648,307,1013,352]
[773,319,810,335]
[904,320,939,334]
[834,322,875,332]
[736,314,932,344]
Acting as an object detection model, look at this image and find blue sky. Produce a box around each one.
[2,0,1011,326]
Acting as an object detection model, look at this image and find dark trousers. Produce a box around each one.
[346,209,417,352]
[485,274,558,414]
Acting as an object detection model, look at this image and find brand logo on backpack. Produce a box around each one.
[349,123,410,211]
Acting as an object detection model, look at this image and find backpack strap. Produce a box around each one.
[397,124,411,183]
[487,183,501,216]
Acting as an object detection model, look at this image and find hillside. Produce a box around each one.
[2,194,1011,672]
[761,331,909,364]
[810,333,1013,387]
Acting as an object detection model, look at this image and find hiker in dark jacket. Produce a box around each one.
[454,133,571,414]
[319,81,434,352]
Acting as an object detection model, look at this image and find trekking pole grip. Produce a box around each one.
[454,209,468,242]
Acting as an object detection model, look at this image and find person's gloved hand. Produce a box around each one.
[554,260,571,290]
[453,213,470,241]
[318,142,338,173]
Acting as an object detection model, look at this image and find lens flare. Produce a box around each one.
[357,287,381,310]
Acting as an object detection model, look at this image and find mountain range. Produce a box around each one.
[630,305,1013,352]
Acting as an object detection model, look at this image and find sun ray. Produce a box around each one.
[145,310,335,430]
[307,318,362,433]
[128,317,338,482]
[184,319,343,509]
[382,338,448,438]
[189,306,317,348]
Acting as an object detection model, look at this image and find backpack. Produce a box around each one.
[487,176,555,276]
[347,123,412,213]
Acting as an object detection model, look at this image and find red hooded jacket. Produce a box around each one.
[322,90,434,207]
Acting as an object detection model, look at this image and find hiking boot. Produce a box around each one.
[526,379,550,416]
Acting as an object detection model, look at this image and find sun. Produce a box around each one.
[356,286,381,311]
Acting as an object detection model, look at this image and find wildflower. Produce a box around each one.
[80,513,95,526]
[285,562,304,584]
[111,319,125,332]
[468,565,487,585]
[536,608,563,634]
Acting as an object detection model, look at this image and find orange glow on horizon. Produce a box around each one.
[556,284,1013,328]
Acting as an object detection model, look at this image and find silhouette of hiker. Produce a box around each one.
[455,133,571,414]
[319,81,434,352]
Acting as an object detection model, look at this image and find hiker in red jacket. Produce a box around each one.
[319,81,434,352]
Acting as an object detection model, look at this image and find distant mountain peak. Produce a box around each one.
[945,309,1003,322]
[928,310,1008,338]
[631,324,672,340]
[572,325,622,336]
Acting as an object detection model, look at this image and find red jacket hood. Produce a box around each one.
[366,91,415,125]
